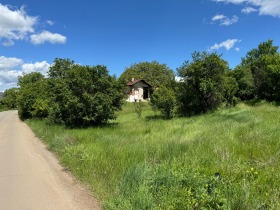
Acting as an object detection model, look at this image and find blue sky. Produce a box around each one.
[0,0,280,91]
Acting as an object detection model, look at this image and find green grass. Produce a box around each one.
[27,102,280,209]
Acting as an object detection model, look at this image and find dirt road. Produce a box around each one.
[0,111,100,210]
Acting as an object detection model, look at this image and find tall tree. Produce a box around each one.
[48,59,123,127]
[119,61,175,90]
[230,65,255,100]
[17,72,48,119]
[2,87,19,109]
[177,51,237,116]
[240,39,280,100]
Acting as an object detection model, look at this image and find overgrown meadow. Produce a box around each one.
[27,101,280,209]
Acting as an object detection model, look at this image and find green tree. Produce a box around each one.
[240,39,280,100]
[48,59,123,127]
[48,58,74,79]
[119,61,175,90]
[177,51,236,116]
[150,86,176,118]
[17,72,48,120]
[2,87,19,109]
[230,65,255,100]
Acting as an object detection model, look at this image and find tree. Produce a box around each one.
[230,65,255,100]
[47,59,123,127]
[150,86,176,118]
[48,58,74,79]
[177,51,236,116]
[2,87,19,109]
[240,39,280,100]
[17,72,48,120]
[118,61,175,91]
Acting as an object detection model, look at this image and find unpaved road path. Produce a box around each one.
[0,111,100,210]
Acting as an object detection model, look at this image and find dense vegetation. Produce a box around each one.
[0,87,19,110]
[14,58,123,127]
[118,61,175,90]
[27,102,280,209]
[150,40,280,119]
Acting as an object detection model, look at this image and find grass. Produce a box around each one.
[27,101,280,209]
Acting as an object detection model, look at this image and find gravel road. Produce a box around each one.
[0,110,100,210]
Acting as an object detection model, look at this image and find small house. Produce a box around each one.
[126,78,152,102]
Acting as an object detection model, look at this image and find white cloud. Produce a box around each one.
[22,61,50,75]
[212,14,239,25]
[0,56,23,70]
[212,14,227,21]
[213,0,280,17]
[2,39,14,47]
[0,4,37,45]
[30,30,67,45]
[0,4,67,46]
[209,39,241,51]
[46,20,55,26]
[241,7,258,14]
[0,56,50,92]
[235,47,240,52]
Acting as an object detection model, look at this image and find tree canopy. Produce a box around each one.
[16,58,123,127]
[177,51,237,116]
[118,61,175,89]
[232,39,280,101]
[47,61,123,126]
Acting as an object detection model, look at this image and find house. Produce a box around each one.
[126,78,152,102]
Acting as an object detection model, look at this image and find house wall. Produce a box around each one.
[126,81,150,102]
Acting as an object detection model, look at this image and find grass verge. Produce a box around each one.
[27,102,280,209]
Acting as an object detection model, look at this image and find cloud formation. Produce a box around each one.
[212,14,239,25]
[0,4,37,46]
[30,31,67,45]
[0,56,50,91]
[241,7,258,14]
[213,0,280,17]
[209,39,241,51]
[0,3,66,46]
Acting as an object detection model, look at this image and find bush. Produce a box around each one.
[177,51,236,116]
[150,86,176,118]
[47,59,123,127]
[17,72,47,120]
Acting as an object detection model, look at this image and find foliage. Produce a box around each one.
[230,65,255,100]
[118,61,175,90]
[1,87,19,109]
[27,102,280,210]
[177,51,237,116]
[48,58,75,78]
[223,75,238,107]
[150,86,176,118]
[239,39,280,101]
[47,59,123,127]
[134,100,144,118]
[17,72,48,120]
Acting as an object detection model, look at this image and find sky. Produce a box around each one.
[0,0,280,91]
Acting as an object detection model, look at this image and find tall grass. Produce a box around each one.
[27,102,280,209]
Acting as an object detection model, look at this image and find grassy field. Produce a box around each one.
[27,101,280,209]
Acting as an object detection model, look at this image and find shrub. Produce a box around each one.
[177,51,235,116]
[150,86,176,118]
[47,59,123,127]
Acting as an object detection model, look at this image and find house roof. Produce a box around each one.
[127,79,152,87]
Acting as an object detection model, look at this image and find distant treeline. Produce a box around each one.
[1,39,280,125]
